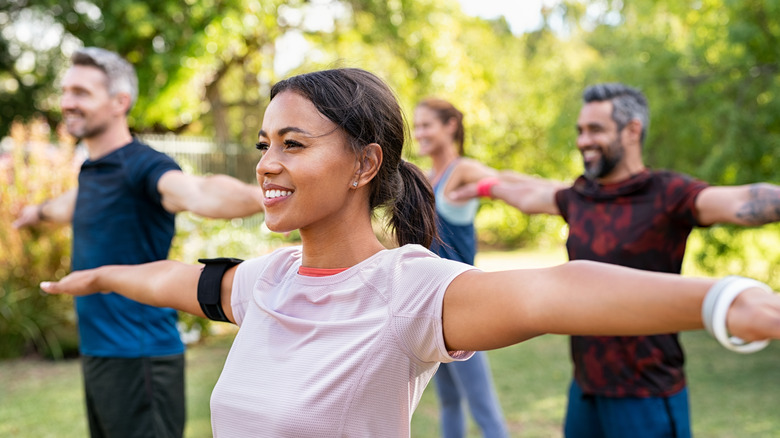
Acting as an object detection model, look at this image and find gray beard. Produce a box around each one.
[583,142,623,181]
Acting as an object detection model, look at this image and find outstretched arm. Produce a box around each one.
[442,261,780,352]
[158,170,264,218]
[13,188,78,228]
[40,261,239,323]
[696,183,780,226]
[449,170,566,216]
[441,158,498,197]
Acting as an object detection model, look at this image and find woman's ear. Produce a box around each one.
[352,143,383,188]
[445,117,459,136]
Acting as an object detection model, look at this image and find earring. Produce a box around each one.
[352,181,358,187]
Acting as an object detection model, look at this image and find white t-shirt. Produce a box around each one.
[210,244,476,437]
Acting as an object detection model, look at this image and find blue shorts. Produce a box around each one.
[564,380,691,438]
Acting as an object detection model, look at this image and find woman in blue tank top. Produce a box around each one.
[414,98,508,438]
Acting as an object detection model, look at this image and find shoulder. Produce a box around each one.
[453,157,492,177]
[652,169,709,190]
[442,157,496,189]
[455,157,484,171]
[124,139,178,166]
[236,246,302,280]
[382,245,475,285]
[122,140,181,182]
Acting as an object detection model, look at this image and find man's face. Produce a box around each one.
[576,100,625,180]
[60,65,118,139]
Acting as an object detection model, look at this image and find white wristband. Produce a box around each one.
[702,276,772,354]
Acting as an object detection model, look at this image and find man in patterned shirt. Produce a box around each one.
[452,83,780,437]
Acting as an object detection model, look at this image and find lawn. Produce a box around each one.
[1,249,778,437]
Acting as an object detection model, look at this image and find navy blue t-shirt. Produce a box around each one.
[72,139,184,357]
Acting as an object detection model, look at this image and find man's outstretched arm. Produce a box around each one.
[13,188,78,228]
[696,183,780,226]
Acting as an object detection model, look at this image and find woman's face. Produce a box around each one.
[256,90,360,233]
[413,106,454,157]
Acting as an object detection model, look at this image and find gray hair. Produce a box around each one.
[583,83,649,145]
[71,47,139,113]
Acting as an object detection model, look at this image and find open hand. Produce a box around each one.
[13,205,41,229]
[40,269,104,296]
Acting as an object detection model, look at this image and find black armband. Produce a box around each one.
[197,257,243,322]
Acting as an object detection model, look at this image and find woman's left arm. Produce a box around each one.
[441,260,780,351]
[444,159,498,196]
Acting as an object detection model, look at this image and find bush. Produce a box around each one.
[0,118,80,359]
[169,212,294,339]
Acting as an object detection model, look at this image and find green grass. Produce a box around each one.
[1,332,777,437]
[1,249,778,437]
[0,334,233,438]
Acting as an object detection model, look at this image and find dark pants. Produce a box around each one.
[564,380,691,438]
[82,354,185,438]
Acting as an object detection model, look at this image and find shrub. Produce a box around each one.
[0,118,80,359]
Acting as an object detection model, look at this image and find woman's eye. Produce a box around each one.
[284,140,304,149]
[255,142,269,151]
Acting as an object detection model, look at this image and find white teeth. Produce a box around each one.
[265,189,292,199]
[583,150,600,160]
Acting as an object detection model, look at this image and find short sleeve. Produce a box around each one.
[142,154,180,203]
[121,142,181,203]
[387,246,477,364]
[554,187,572,222]
[230,257,265,326]
[660,172,709,227]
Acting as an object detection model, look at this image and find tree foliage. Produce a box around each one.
[2,1,779,355]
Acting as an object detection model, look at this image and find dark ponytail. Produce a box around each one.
[390,161,438,248]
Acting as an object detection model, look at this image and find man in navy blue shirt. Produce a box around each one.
[14,47,264,438]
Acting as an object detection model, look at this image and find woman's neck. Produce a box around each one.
[298,215,386,269]
[429,146,460,184]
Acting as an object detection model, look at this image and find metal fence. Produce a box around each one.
[140,134,258,183]
[140,134,265,229]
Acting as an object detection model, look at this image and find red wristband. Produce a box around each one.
[476,177,499,198]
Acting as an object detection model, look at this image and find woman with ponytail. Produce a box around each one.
[414,97,507,438]
[41,68,780,437]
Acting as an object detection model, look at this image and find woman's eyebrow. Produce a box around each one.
[258,127,312,138]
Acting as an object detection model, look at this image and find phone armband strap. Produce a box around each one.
[197,257,243,322]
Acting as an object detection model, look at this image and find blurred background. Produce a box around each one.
[0,1,778,434]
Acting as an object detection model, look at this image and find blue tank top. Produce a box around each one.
[429,160,479,265]
[72,139,184,357]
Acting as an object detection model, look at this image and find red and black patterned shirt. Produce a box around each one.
[554,170,709,397]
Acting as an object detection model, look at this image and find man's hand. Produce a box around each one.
[13,205,42,229]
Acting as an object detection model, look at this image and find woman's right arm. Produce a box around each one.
[41,260,238,323]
